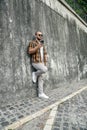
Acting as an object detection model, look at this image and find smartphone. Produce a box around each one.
[40,40,44,44]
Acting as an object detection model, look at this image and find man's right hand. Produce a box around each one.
[29,43,43,54]
[37,43,43,49]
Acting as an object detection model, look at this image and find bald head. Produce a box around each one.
[35,31,43,41]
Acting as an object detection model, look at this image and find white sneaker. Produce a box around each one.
[32,72,37,83]
[38,93,49,99]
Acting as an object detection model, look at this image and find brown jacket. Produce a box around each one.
[28,39,47,65]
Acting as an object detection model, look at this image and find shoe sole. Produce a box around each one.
[38,96,49,99]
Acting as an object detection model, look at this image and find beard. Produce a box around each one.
[37,37,41,41]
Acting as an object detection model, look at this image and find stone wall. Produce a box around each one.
[0,0,87,106]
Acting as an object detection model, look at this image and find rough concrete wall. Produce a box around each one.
[0,0,87,106]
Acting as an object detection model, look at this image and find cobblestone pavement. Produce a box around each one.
[52,90,87,130]
[0,79,87,130]
[16,110,50,130]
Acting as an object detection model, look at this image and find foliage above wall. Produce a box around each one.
[65,0,87,23]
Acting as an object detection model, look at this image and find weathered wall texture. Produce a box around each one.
[0,0,87,106]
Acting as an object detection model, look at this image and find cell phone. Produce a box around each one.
[40,40,44,44]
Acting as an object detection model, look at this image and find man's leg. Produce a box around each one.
[38,75,44,94]
[38,74,49,99]
[32,63,48,83]
[32,63,49,99]
[32,63,48,76]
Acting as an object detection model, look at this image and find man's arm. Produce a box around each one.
[29,45,39,54]
[28,42,42,54]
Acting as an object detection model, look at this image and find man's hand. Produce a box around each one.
[37,43,43,49]
[29,43,43,54]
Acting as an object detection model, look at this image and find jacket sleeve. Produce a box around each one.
[28,41,36,54]
[29,41,33,49]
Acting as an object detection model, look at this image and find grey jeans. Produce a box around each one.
[32,63,48,94]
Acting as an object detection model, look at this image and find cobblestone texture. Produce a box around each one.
[52,89,87,130]
[16,110,50,130]
[0,80,87,130]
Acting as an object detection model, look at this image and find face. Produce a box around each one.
[36,32,43,41]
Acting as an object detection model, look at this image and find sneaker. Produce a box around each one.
[38,93,49,99]
[32,72,37,83]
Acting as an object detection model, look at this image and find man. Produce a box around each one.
[28,31,49,99]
